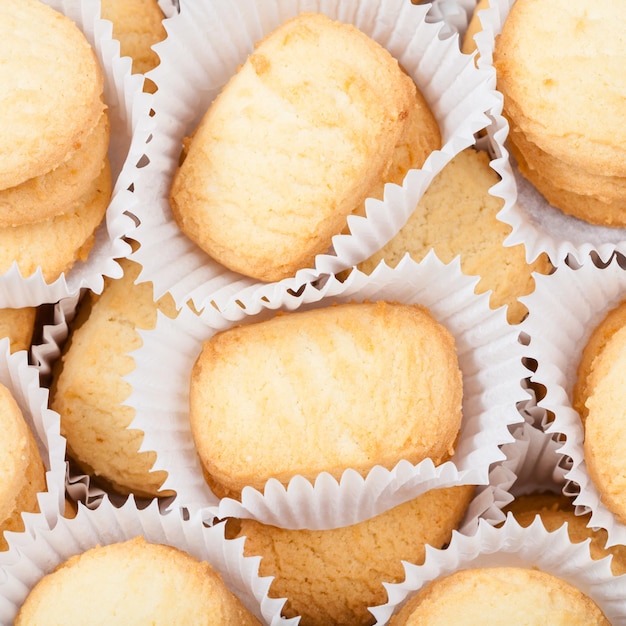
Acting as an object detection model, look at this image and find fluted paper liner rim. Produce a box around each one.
[0,496,293,626]
[472,0,626,267]
[0,0,147,308]
[0,338,66,544]
[519,255,626,547]
[370,515,626,624]
[123,254,526,530]
[130,0,500,313]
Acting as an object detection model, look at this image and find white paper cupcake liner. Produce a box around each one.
[370,515,626,624]
[460,420,569,534]
[0,338,66,544]
[426,0,477,38]
[519,255,626,547]
[0,496,293,626]
[130,0,500,313]
[124,254,526,530]
[473,0,626,267]
[0,0,150,308]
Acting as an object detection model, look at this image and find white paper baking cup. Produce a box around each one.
[0,0,149,308]
[123,253,525,530]
[0,338,66,545]
[0,496,293,626]
[370,515,626,624]
[472,0,626,267]
[519,255,626,547]
[460,420,570,534]
[427,0,477,38]
[130,0,499,313]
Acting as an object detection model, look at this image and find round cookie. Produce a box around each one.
[509,137,626,227]
[0,0,105,190]
[581,323,626,524]
[0,383,47,551]
[573,299,626,424]
[389,566,609,625]
[15,536,262,625]
[50,256,177,499]
[0,161,111,281]
[190,301,463,499]
[227,485,474,626]
[0,112,110,227]
[356,148,552,324]
[494,0,626,178]
[504,492,626,576]
[100,0,166,91]
[0,307,37,353]
[170,12,440,282]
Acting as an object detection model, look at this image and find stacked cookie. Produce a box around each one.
[493,0,626,227]
[0,0,111,281]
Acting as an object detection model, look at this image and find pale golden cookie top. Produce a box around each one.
[0,0,105,190]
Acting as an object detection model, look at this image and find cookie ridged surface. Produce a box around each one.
[0,0,105,190]
[190,301,463,499]
[357,148,552,324]
[50,257,177,498]
[170,12,438,282]
[228,485,474,626]
[15,537,262,625]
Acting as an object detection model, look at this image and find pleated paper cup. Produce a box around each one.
[370,515,626,624]
[130,0,500,313]
[471,0,626,267]
[0,338,66,545]
[519,254,626,547]
[0,0,147,308]
[0,496,293,626]
[124,254,526,530]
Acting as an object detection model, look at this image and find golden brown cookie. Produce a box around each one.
[100,0,166,92]
[50,256,177,498]
[0,307,37,353]
[504,492,626,576]
[190,301,462,499]
[573,299,626,424]
[581,323,626,524]
[389,566,609,625]
[228,485,474,625]
[356,148,552,324]
[15,536,262,625]
[0,0,105,190]
[0,161,112,281]
[461,0,490,54]
[0,383,46,551]
[0,112,110,227]
[170,12,440,282]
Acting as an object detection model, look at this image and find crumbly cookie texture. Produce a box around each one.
[0,0,105,190]
[170,12,440,282]
[227,485,475,625]
[190,300,462,499]
[356,148,552,324]
[0,307,37,353]
[50,256,177,498]
[0,383,46,551]
[389,567,610,625]
[15,537,262,625]
[504,492,626,576]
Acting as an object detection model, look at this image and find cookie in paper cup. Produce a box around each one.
[473,0,626,267]
[370,515,626,624]
[0,0,150,308]
[519,255,626,547]
[125,254,525,529]
[130,0,499,312]
[0,338,65,551]
[0,497,289,626]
